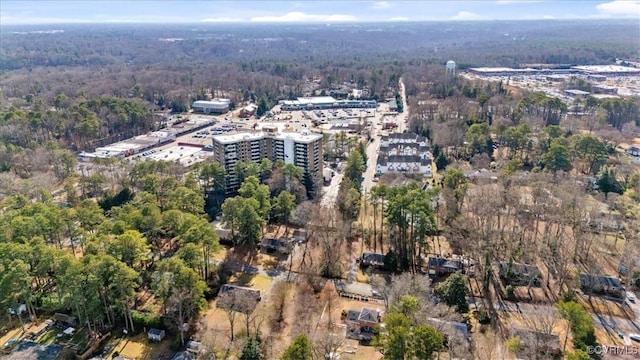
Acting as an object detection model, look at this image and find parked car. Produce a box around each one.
[627,292,636,303]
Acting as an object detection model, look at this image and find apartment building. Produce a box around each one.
[376,133,432,177]
[212,126,323,194]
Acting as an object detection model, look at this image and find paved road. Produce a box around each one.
[361,78,409,193]
[361,124,382,193]
[320,172,344,208]
[397,78,409,134]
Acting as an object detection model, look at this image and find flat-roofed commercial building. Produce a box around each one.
[192,99,231,114]
[279,96,376,111]
[212,126,322,193]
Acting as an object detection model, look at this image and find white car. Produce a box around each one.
[630,333,640,343]
[627,292,636,303]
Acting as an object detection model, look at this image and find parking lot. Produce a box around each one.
[263,102,395,134]
[116,101,402,171]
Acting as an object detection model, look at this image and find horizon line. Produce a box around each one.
[2,17,638,27]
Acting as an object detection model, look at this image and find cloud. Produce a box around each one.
[250,12,357,22]
[389,17,410,22]
[371,1,392,9]
[202,17,243,23]
[596,1,640,16]
[451,11,482,20]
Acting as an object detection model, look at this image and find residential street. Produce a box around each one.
[361,78,409,193]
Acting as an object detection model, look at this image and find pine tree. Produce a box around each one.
[240,335,264,360]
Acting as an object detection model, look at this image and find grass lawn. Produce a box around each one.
[37,328,61,345]
[248,274,273,292]
[108,333,171,360]
[228,274,273,293]
[340,344,383,360]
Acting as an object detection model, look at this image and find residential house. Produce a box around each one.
[148,328,166,342]
[498,261,542,287]
[426,318,470,339]
[360,253,385,268]
[580,274,625,299]
[510,327,561,359]
[344,307,382,342]
[627,146,640,157]
[293,229,307,244]
[427,257,463,276]
[216,284,262,314]
[260,237,294,255]
[53,313,76,327]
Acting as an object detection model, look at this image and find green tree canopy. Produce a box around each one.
[280,334,313,360]
[240,335,264,360]
[571,134,608,174]
[543,138,572,173]
[435,271,469,313]
[465,122,493,156]
[596,165,623,197]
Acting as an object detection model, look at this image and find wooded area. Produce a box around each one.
[0,19,640,360]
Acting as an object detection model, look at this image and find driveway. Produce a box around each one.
[321,172,344,208]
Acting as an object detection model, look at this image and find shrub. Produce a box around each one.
[506,285,515,299]
[131,311,163,330]
[477,309,491,324]
[171,336,183,351]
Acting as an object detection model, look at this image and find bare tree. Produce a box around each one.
[168,289,198,347]
[268,280,291,333]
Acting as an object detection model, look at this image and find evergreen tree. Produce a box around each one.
[303,172,316,200]
[240,335,264,360]
[256,97,269,117]
[435,153,448,171]
[281,335,313,360]
[436,271,469,313]
[596,165,623,197]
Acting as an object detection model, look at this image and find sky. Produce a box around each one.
[1,0,639,25]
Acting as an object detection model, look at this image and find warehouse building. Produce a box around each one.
[468,65,640,77]
[192,99,231,114]
[279,96,377,111]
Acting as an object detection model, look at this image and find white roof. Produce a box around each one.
[565,89,590,95]
[146,145,202,162]
[213,130,322,145]
[193,100,229,108]
[572,65,640,73]
[470,67,537,73]
[297,96,337,104]
[213,132,266,144]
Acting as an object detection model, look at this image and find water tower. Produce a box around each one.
[446,60,456,76]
